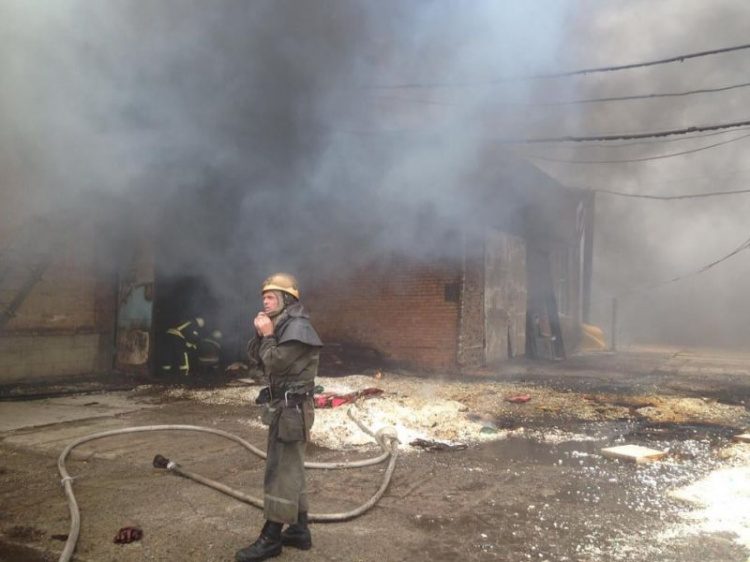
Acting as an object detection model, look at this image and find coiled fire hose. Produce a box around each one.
[56,404,400,562]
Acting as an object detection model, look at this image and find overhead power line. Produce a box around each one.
[526,131,750,163]
[372,42,750,90]
[558,126,750,149]
[621,234,750,300]
[667,235,750,282]
[504,118,750,144]
[520,80,750,106]
[594,187,750,200]
[590,233,750,306]
[372,80,750,107]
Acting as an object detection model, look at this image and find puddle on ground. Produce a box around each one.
[628,421,738,442]
[480,419,739,466]
[463,420,748,562]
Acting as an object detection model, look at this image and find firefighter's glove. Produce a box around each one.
[255,387,271,405]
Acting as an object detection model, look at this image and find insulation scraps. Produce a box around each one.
[314,387,384,409]
[506,394,531,403]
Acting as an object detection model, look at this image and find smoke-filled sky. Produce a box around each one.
[2,0,750,348]
[526,0,750,348]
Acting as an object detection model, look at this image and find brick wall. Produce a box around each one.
[0,223,116,384]
[306,257,462,371]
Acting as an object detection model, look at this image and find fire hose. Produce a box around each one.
[56,404,400,562]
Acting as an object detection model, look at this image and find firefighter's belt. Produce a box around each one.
[281,390,313,407]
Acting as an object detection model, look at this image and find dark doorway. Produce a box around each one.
[153,273,221,375]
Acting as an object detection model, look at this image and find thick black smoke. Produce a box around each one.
[0,1,572,310]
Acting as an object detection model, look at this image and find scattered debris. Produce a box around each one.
[224,362,247,372]
[506,394,531,403]
[374,371,384,380]
[138,373,748,452]
[113,526,143,544]
[601,444,667,463]
[314,387,383,409]
[734,433,750,443]
[410,438,468,452]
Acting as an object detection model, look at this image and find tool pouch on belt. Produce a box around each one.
[278,405,306,443]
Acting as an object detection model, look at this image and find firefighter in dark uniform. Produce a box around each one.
[160,317,205,376]
[235,273,322,562]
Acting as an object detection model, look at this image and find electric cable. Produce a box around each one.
[371,80,750,107]
[525,131,750,164]
[501,117,750,144]
[591,233,750,306]
[371,42,750,89]
[545,126,750,149]
[594,187,750,200]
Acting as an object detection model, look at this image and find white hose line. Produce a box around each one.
[57,416,398,562]
[161,438,399,522]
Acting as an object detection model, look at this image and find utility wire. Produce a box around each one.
[592,233,750,306]
[627,166,750,187]
[667,235,750,282]
[519,80,750,106]
[594,187,750,200]
[525,131,750,164]
[372,80,750,107]
[504,118,750,144]
[373,42,750,89]
[552,126,750,149]
[625,234,750,299]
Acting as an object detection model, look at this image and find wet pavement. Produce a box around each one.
[1,347,749,561]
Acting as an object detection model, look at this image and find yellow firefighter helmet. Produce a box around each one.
[261,272,300,300]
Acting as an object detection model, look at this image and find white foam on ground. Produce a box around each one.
[664,456,750,549]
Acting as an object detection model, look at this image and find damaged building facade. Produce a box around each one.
[0,152,592,385]
[306,157,591,371]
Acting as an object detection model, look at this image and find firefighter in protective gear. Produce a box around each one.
[196,330,223,376]
[160,317,205,376]
[235,274,322,562]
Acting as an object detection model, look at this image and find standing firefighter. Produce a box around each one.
[160,317,205,376]
[236,273,322,562]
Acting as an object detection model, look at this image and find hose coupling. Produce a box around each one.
[153,454,170,469]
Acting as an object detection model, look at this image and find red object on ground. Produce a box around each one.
[113,526,143,544]
[506,394,531,403]
[314,387,383,408]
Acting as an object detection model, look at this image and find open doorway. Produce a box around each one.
[153,272,223,377]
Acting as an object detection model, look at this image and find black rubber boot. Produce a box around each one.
[281,511,312,550]
[235,521,283,562]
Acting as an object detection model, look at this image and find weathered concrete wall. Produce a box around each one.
[484,230,527,363]
[307,257,461,371]
[457,233,485,367]
[0,224,116,384]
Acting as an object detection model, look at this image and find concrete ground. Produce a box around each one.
[1,346,750,562]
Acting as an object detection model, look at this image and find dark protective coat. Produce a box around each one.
[161,318,204,376]
[246,303,322,524]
